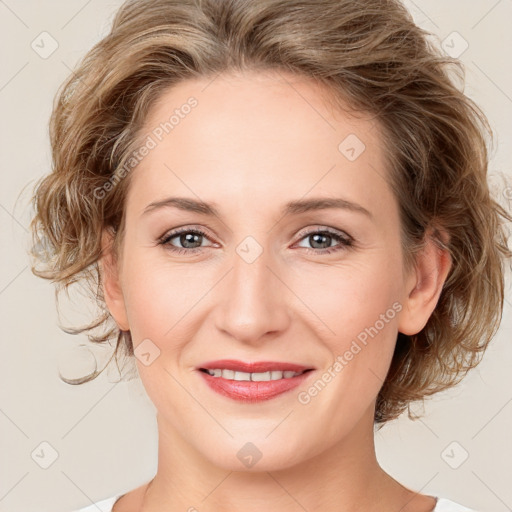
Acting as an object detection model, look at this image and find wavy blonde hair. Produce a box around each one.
[30,0,511,423]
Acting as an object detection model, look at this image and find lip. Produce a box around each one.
[196,359,315,403]
[198,359,313,373]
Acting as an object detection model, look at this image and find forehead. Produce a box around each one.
[126,70,391,219]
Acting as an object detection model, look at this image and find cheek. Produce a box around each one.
[335,270,402,382]
[120,250,209,342]
[291,260,402,404]
[119,254,205,407]
[289,256,403,345]
[294,278,400,441]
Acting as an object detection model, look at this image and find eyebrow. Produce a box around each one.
[142,196,373,220]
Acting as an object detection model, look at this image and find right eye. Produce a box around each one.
[158,227,215,255]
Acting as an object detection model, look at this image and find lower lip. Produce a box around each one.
[198,370,313,402]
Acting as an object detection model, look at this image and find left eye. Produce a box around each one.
[159,228,213,254]
[294,229,353,254]
[158,227,353,255]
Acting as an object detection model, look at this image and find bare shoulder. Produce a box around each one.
[112,481,151,512]
[380,472,437,512]
[400,490,438,512]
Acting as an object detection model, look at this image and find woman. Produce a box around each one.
[30,0,510,510]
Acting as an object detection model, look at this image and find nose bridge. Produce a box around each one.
[213,236,289,343]
[233,238,273,301]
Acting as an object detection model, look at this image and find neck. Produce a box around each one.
[140,408,412,512]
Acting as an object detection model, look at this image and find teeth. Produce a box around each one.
[233,371,251,381]
[251,371,271,382]
[222,369,235,380]
[205,369,304,381]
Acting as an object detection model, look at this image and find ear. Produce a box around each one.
[99,228,130,331]
[398,228,452,336]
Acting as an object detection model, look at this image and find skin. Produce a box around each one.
[100,70,452,512]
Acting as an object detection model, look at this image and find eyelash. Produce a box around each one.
[158,226,354,256]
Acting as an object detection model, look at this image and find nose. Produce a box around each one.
[212,242,291,346]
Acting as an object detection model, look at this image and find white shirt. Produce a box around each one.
[74,495,477,511]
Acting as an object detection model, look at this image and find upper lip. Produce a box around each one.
[198,359,314,373]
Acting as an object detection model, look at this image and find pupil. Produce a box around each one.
[178,233,333,250]
[182,233,201,248]
[311,233,330,249]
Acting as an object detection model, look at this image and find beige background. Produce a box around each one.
[1,1,511,511]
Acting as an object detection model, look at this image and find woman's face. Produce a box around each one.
[103,70,433,471]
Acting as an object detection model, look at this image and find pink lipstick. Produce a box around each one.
[197,359,314,402]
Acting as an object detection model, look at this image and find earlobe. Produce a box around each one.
[99,228,130,331]
[398,229,452,336]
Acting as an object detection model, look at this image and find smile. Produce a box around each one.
[197,359,315,402]
[200,368,307,380]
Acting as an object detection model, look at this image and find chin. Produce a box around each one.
[196,434,317,473]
